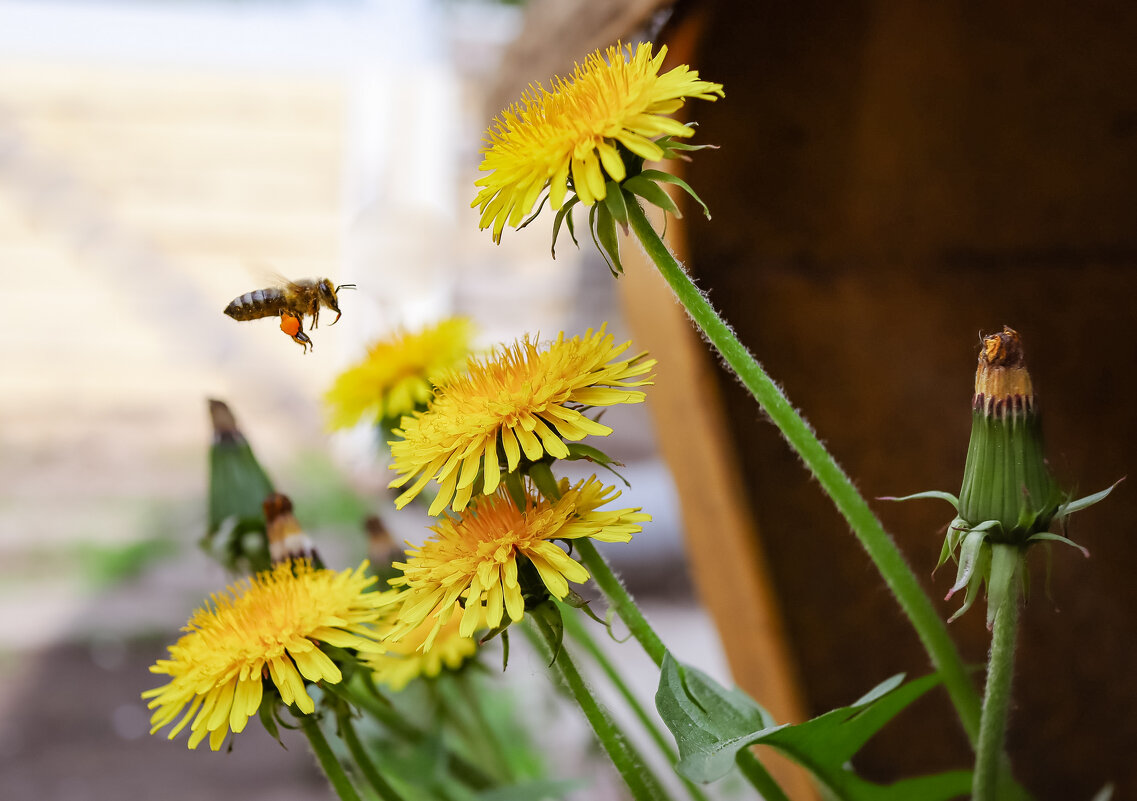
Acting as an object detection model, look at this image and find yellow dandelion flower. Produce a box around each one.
[388,325,655,516]
[384,476,649,648]
[142,560,386,751]
[365,602,478,691]
[325,317,476,430]
[473,41,723,242]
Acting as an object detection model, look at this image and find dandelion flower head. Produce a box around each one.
[325,317,476,430]
[388,325,655,515]
[366,602,478,691]
[473,41,723,241]
[384,476,649,649]
[143,560,386,750]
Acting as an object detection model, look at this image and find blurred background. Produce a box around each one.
[2,1,1136,800]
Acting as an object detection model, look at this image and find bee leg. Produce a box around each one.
[293,330,313,354]
[280,312,313,354]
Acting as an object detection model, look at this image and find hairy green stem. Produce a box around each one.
[299,713,363,801]
[625,199,982,745]
[973,585,1021,800]
[560,604,712,801]
[574,538,667,667]
[336,710,409,801]
[529,609,676,801]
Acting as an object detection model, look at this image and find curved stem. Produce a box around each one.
[299,713,363,801]
[560,604,712,801]
[626,199,982,745]
[528,608,676,801]
[336,710,409,801]
[973,583,1020,800]
[574,538,667,667]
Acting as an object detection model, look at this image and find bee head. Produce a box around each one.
[319,279,356,325]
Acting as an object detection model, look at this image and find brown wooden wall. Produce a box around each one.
[675,1,1137,798]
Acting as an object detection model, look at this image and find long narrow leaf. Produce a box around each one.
[878,490,960,508]
[637,169,711,219]
[1056,480,1123,517]
[590,203,624,275]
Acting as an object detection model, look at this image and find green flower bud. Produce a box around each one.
[883,326,1118,627]
[957,327,1064,542]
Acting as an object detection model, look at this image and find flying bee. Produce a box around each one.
[224,277,356,350]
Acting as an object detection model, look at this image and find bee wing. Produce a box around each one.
[245,264,303,291]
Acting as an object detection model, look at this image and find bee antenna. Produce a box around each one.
[336,284,357,292]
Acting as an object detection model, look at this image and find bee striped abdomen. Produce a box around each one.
[224,288,288,321]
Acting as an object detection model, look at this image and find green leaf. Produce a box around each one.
[563,443,630,486]
[878,490,960,509]
[655,652,779,783]
[503,470,529,511]
[637,169,711,220]
[658,137,716,154]
[602,179,629,228]
[949,528,992,598]
[1090,784,1114,801]
[517,193,550,231]
[1056,479,1123,517]
[258,698,285,747]
[656,655,971,800]
[527,461,562,503]
[531,602,564,666]
[564,442,622,466]
[559,590,607,626]
[550,197,580,259]
[622,175,681,218]
[589,203,624,275]
[1026,531,1090,558]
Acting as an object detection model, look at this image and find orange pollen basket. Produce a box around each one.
[280,313,302,336]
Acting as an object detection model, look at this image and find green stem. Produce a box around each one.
[338,677,495,791]
[625,199,982,745]
[438,673,515,783]
[574,538,667,667]
[299,713,363,801]
[735,749,793,801]
[528,608,676,801]
[532,461,668,669]
[973,584,1021,800]
[458,671,518,782]
[336,710,409,801]
[560,604,713,801]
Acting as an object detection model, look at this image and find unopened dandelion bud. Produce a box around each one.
[885,326,1116,625]
[958,326,1062,542]
[263,492,319,566]
[206,399,274,538]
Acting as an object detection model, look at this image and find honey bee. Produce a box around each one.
[224,277,355,351]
